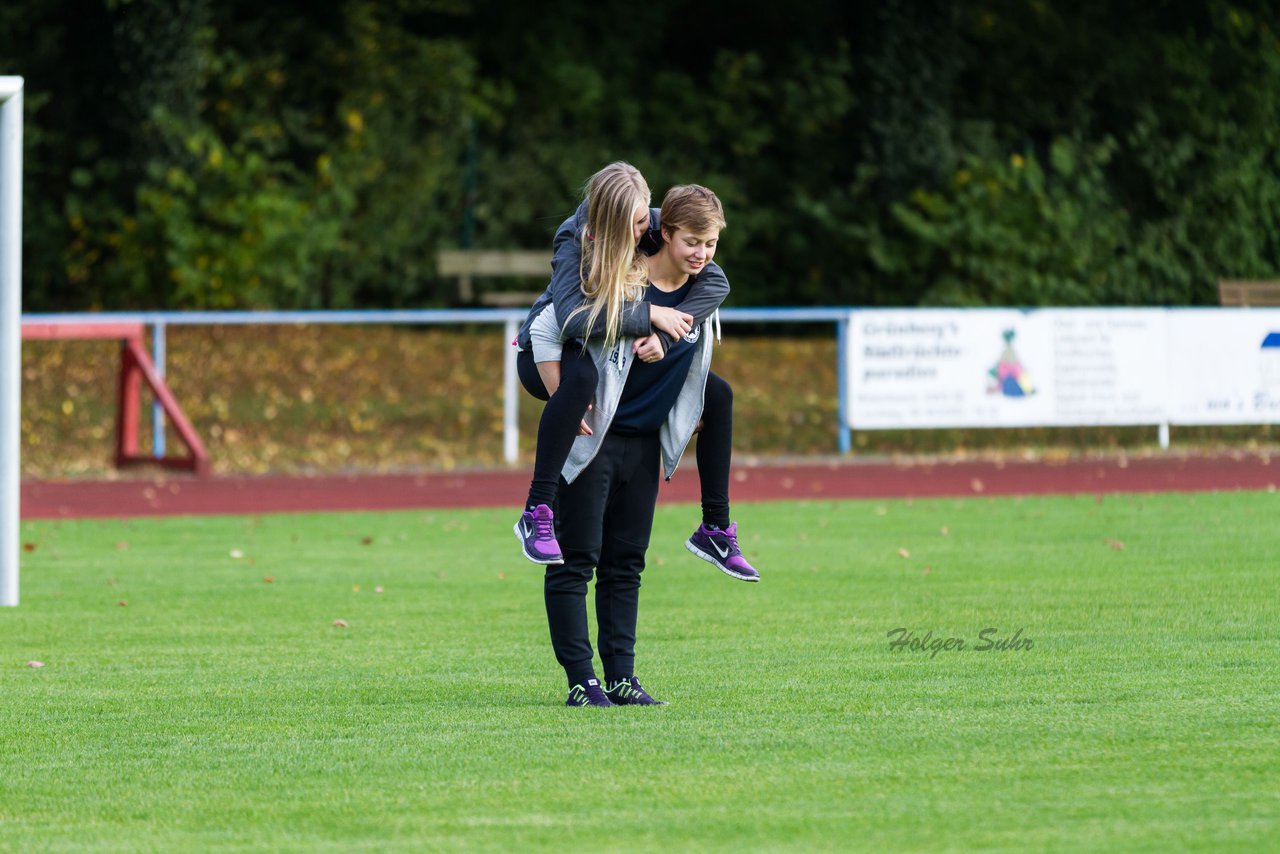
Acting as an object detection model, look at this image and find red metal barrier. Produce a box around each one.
[23,322,209,475]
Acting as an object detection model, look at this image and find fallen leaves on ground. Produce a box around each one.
[20,328,1277,478]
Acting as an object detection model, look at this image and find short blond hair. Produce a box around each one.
[660,184,726,237]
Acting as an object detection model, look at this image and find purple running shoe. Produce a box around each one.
[514,504,563,565]
[565,678,614,707]
[604,677,667,706]
[685,521,759,582]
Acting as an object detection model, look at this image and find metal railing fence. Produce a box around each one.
[20,308,855,464]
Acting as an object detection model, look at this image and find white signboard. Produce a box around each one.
[848,309,1168,429]
[1166,310,1280,424]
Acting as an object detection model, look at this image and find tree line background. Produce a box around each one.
[3,0,1279,312]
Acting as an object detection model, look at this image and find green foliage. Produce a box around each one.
[5,0,1280,309]
[880,135,1129,306]
[7,0,477,309]
[1115,4,1280,304]
[817,0,1280,307]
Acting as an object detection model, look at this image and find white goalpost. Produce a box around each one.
[1,77,23,607]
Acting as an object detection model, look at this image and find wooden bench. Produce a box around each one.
[437,250,550,307]
[1218,279,1280,307]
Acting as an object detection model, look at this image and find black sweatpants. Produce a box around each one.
[696,373,733,529]
[544,429,660,687]
[517,343,598,510]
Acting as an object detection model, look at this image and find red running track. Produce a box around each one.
[20,452,1277,520]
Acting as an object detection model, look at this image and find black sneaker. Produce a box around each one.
[565,678,614,707]
[604,677,667,706]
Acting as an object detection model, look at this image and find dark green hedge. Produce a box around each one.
[3,0,1278,311]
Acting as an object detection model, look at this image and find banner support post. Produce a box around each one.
[837,312,852,455]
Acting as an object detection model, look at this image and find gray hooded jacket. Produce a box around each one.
[562,316,715,484]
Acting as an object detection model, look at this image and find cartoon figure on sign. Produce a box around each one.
[988,329,1035,397]
[1261,332,1280,389]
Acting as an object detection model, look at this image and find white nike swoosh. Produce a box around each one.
[711,539,731,558]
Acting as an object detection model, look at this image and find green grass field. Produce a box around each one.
[4,491,1279,852]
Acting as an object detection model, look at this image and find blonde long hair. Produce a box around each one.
[570,162,651,347]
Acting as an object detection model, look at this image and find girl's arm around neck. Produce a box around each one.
[548,201,652,341]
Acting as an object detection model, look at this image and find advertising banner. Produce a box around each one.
[1166,310,1280,425]
[847,309,1169,429]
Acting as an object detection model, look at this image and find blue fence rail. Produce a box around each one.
[21,308,855,464]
